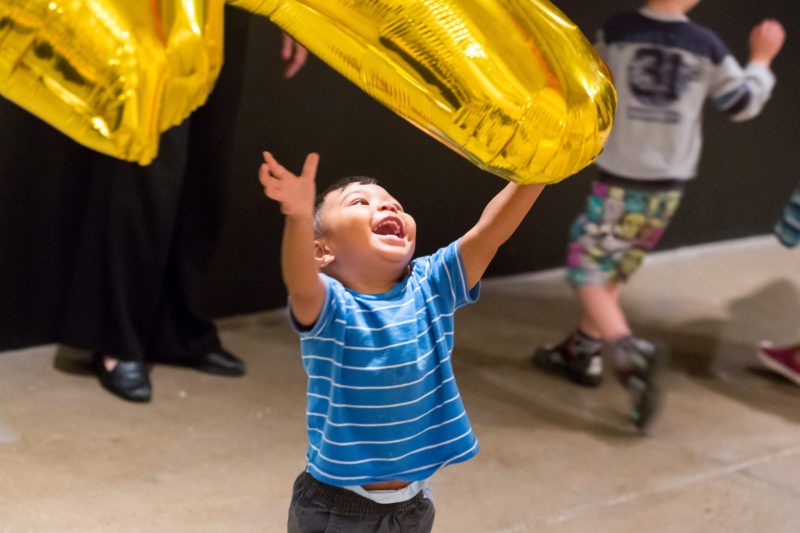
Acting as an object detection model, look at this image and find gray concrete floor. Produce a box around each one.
[2,236,800,533]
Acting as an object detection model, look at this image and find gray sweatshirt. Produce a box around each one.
[594,8,776,181]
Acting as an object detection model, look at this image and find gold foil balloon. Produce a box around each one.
[231,0,616,183]
[0,0,225,165]
[0,0,615,183]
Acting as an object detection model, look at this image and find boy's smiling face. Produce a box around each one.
[315,182,417,287]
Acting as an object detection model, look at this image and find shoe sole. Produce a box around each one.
[191,362,246,377]
[100,383,151,402]
[97,376,151,402]
[757,350,800,386]
[630,376,658,430]
[630,343,668,431]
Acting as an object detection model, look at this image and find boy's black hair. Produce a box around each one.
[313,176,377,236]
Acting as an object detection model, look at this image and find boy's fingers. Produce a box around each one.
[281,34,292,60]
[262,151,276,166]
[759,20,775,32]
[263,151,280,169]
[260,167,284,193]
[264,178,285,200]
[259,164,286,196]
[258,163,272,186]
[760,19,784,33]
[264,183,280,199]
[263,152,294,180]
[301,153,319,180]
[285,46,308,79]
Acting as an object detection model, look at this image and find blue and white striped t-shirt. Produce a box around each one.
[292,239,480,487]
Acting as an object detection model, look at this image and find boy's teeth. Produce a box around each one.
[375,220,401,237]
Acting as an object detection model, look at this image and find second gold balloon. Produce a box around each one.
[231,0,616,184]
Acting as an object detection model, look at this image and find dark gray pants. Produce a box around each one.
[287,472,434,533]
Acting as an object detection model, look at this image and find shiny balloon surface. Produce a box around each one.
[0,0,224,164]
[0,0,615,182]
[233,0,616,183]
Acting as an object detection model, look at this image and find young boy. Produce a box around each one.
[533,0,785,429]
[260,151,544,532]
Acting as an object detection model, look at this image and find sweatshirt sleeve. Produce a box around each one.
[709,56,776,122]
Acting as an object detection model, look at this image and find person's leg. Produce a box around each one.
[536,178,682,428]
[148,224,244,375]
[147,8,251,375]
[601,186,682,429]
[533,180,617,387]
[147,131,224,366]
[534,283,610,387]
[60,122,190,402]
[577,282,630,340]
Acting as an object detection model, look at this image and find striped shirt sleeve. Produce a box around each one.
[710,57,776,122]
[288,273,342,336]
[416,239,480,312]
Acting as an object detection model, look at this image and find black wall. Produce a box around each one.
[1,1,799,349]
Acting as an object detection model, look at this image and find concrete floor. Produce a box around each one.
[2,236,800,533]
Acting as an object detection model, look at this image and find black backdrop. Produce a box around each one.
[1,1,799,350]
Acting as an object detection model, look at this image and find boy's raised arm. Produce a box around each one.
[260,151,325,327]
[459,182,545,289]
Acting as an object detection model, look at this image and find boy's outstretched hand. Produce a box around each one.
[260,151,319,218]
[261,151,325,326]
[749,19,786,67]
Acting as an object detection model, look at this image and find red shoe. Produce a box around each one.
[758,341,800,386]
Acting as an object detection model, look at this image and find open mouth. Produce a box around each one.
[372,216,405,240]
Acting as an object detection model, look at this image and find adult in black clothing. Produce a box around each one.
[60,119,238,402]
[58,10,308,403]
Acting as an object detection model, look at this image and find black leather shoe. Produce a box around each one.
[95,355,151,403]
[190,349,245,377]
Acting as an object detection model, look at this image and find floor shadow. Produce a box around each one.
[454,277,800,435]
[642,278,800,424]
[52,345,95,376]
[451,344,640,443]
[452,289,645,442]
